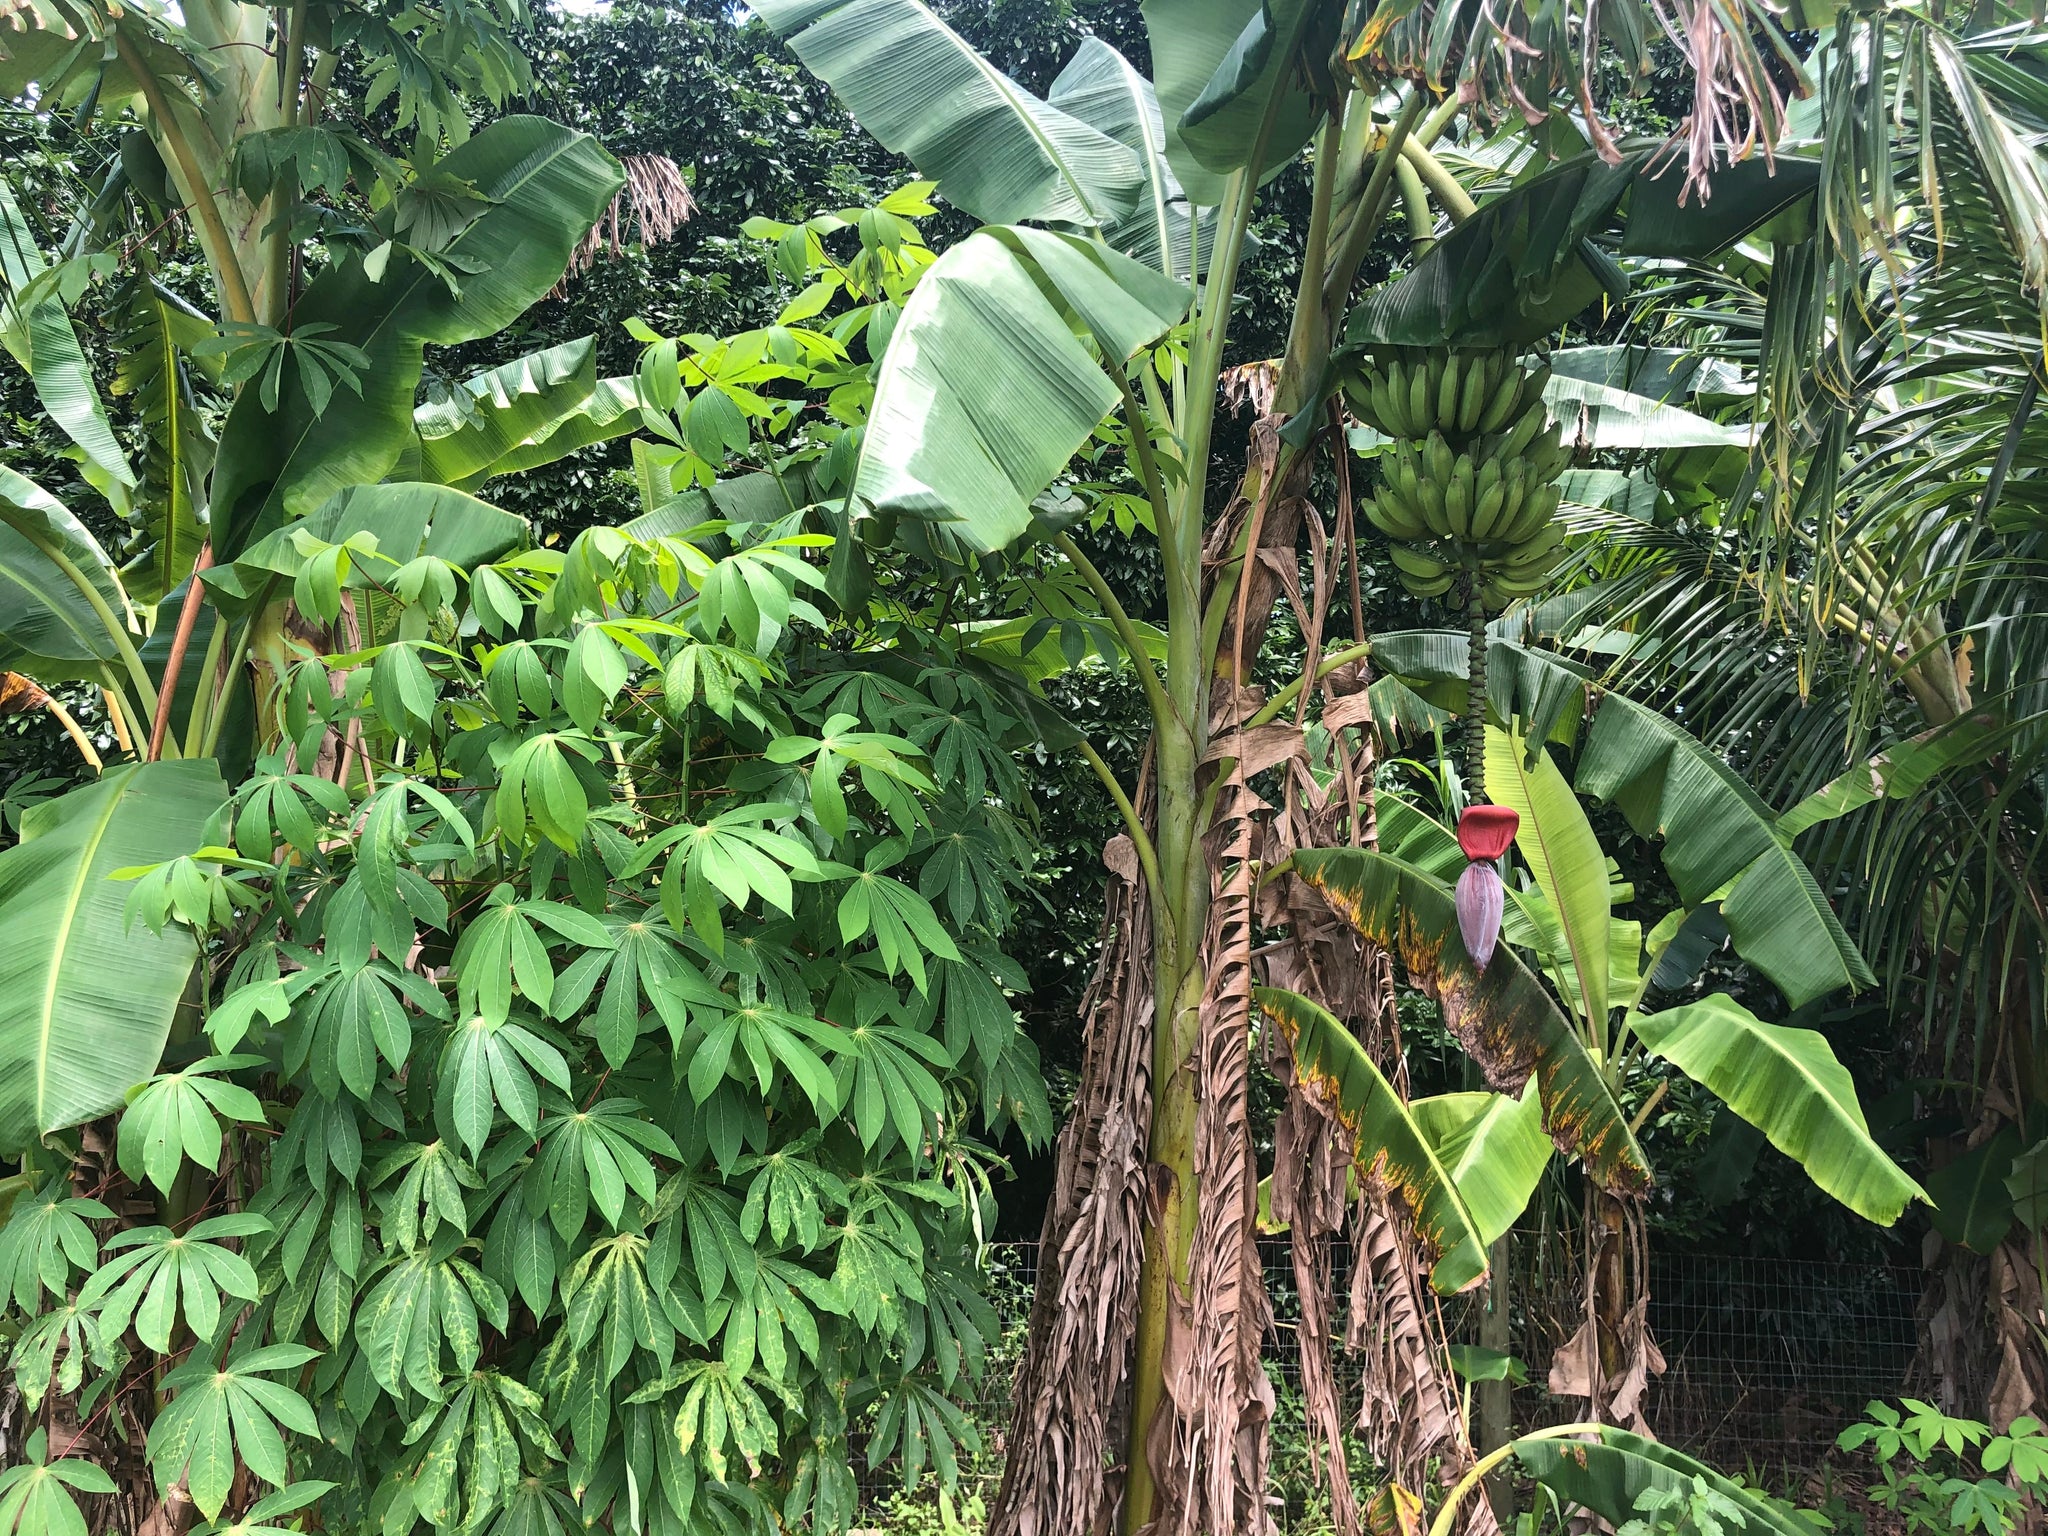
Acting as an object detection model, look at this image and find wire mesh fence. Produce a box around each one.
[855,1240,1924,1523]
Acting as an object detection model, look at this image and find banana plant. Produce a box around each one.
[1304,714,1924,1423]
[749,0,1842,1527]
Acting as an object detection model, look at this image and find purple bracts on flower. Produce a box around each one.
[1457,861,1505,971]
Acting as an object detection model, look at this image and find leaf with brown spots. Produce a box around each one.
[1292,848,1652,1195]
[1254,986,1487,1292]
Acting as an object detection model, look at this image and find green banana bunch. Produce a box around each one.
[1352,346,1577,610]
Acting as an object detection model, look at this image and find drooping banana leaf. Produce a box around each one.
[483,376,641,483]
[0,761,227,1153]
[1254,985,1489,1291]
[415,337,601,490]
[1293,847,1651,1194]
[1630,996,1924,1225]
[1776,712,2010,837]
[1046,37,1211,277]
[0,466,131,681]
[852,226,1189,554]
[208,117,623,559]
[1411,1085,1550,1247]
[1511,1428,1813,1536]
[1485,725,1610,1028]
[0,177,136,511]
[1139,0,1325,194]
[752,0,1145,231]
[623,466,832,540]
[1371,633,1875,1008]
[1346,147,1822,348]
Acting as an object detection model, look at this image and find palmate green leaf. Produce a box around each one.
[0,1184,112,1314]
[689,1004,843,1120]
[826,1021,952,1158]
[438,1015,572,1157]
[561,1232,675,1385]
[117,1058,267,1195]
[528,1101,680,1240]
[1254,987,1488,1292]
[836,847,962,992]
[664,1358,783,1483]
[637,803,824,952]
[1411,1085,1551,1249]
[853,225,1188,555]
[0,761,227,1154]
[828,1200,926,1332]
[372,1139,481,1252]
[452,882,616,1025]
[207,117,622,559]
[0,466,131,682]
[1293,847,1651,1196]
[0,1429,117,1536]
[1629,997,1925,1225]
[353,1244,509,1404]
[78,1212,270,1355]
[149,1344,321,1519]
[10,1300,122,1413]
[287,958,443,1102]
[752,0,1145,231]
[868,1379,980,1494]
[735,1138,849,1253]
[399,1370,556,1533]
[1486,725,1610,1028]
[551,908,727,1066]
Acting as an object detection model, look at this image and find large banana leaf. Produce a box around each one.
[1139,0,1323,193]
[1511,1428,1811,1536]
[1924,1126,2021,1253]
[854,226,1188,554]
[1544,373,1750,451]
[1293,847,1651,1194]
[1485,725,1610,1027]
[753,0,1144,231]
[1046,37,1208,277]
[415,337,601,490]
[483,376,641,483]
[0,762,227,1153]
[110,277,214,603]
[1631,996,1924,1225]
[1373,633,1875,1008]
[1411,1086,1550,1247]
[0,467,129,681]
[1346,147,1822,348]
[0,176,135,510]
[208,117,623,558]
[1254,985,1488,1291]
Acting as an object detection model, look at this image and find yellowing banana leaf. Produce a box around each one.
[1293,847,1651,1195]
[1410,1085,1550,1247]
[1254,985,1488,1291]
[854,226,1188,554]
[1630,996,1926,1225]
[0,761,227,1153]
[753,0,1146,231]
